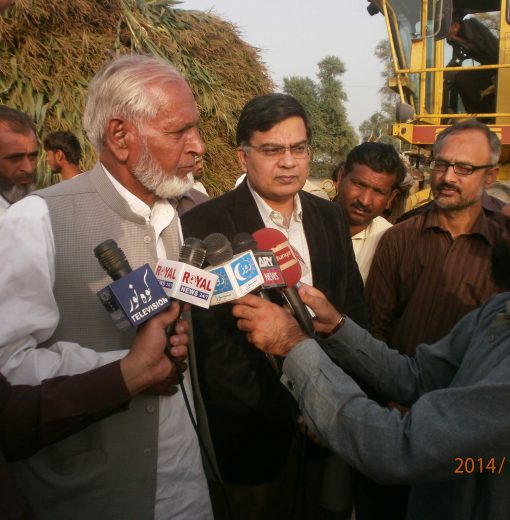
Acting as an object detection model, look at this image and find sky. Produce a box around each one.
[180,0,389,133]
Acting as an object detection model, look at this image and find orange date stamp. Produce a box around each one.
[454,457,506,475]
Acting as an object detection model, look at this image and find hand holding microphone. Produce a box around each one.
[231,232,287,373]
[252,228,315,337]
[297,284,345,337]
[122,302,189,395]
[93,239,190,393]
[195,228,314,336]
[94,239,188,376]
[232,284,345,357]
[232,294,309,357]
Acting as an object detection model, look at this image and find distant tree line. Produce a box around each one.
[283,56,357,179]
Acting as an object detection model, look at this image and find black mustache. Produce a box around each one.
[352,201,371,213]
[436,182,461,193]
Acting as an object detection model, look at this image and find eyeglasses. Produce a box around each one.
[244,142,310,159]
[429,160,495,176]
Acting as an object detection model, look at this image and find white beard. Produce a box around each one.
[132,144,195,199]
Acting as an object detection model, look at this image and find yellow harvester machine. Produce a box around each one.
[365,0,510,198]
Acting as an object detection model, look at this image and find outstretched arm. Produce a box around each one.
[0,303,188,461]
[233,291,509,484]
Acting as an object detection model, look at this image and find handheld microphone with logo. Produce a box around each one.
[94,239,170,330]
[231,232,286,298]
[154,237,218,309]
[154,236,219,343]
[204,233,264,305]
[203,233,235,305]
[252,228,315,337]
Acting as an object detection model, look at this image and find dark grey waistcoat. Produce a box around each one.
[12,164,217,520]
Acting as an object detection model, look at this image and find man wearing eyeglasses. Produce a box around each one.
[360,118,504,520]
[181,93,367,519]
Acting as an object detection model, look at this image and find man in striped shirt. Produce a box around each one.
[366,118,503,356]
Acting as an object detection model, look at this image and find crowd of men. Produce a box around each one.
[0,3,509,519]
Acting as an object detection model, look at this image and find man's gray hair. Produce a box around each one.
[433,118,502,165]
[83,54,183,150]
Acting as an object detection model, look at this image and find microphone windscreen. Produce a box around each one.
[204,233,233,266]
[232,232,257,255]
[179,237,207,268]
[252,228,302,287]
[94,239,132,280]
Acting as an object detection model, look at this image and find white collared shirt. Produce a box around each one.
[247,180,313,286]
[0,166,212,520]
[351,215,392,283]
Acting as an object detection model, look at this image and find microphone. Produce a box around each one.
[231,232,257,255]
[231,233,286,296]
[203,233,264,305]
[94,239,170,330]
[203,233,236,304]
[155,236,219,343]
[252,228,315,337]
[204,232,233,266]
[154,237,218,309]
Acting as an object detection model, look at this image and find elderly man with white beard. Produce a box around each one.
[0,106,38,216]
[0,54,216,520]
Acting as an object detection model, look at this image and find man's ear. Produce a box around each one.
[484,166,498,189]
[336,168,346,192]
[104,118,136,163]
[386,188,399,210]
[54,149,65,163]
[237,147,248,173]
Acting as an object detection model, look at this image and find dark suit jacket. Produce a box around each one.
[181,180,367,484]
[0,362,129,520]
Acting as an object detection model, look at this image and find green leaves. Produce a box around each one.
[283,55,357,179]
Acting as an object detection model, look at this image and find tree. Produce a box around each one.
[282,76,323,140]
[283,55,357,179]
[358,39,403,146]
[358,111,394,145]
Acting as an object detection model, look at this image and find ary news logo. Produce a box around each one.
[254,251,285,288]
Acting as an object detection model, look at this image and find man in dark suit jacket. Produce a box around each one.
[182,93,367,518]
[1,304,188,520]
